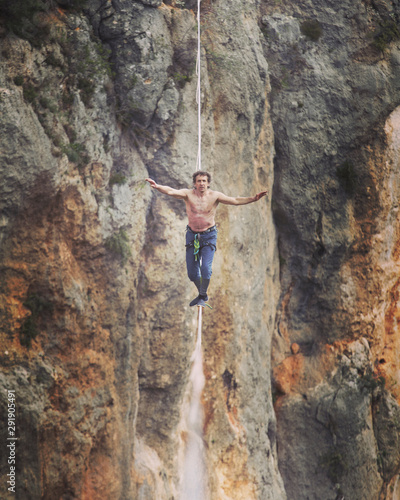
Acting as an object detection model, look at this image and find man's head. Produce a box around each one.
[193,171,211,190]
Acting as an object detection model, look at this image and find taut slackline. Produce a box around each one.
[180,1,207,498]
[195,0,206,348]
[195,0,202,174]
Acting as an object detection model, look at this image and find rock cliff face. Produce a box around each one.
[0,1,280,499]
[1,0,400,499]
[262,0,400,498]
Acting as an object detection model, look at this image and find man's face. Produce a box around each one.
[195,175,208,192]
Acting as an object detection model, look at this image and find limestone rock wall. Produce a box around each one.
[0,1,283,499]
[2,0,400,499]
[262,0,400,498]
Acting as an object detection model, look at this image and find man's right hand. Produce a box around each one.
[145,178,157,189]
[145,178,188,200]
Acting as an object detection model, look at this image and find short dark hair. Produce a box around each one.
[192,171,211,184]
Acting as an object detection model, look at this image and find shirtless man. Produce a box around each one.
[145,171,268,307]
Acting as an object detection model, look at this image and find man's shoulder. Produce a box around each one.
[209,189,223,199]
[178,188,191,197]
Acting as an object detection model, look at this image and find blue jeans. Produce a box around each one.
[185,226,217,282]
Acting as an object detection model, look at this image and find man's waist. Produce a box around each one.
[187,225,217,235]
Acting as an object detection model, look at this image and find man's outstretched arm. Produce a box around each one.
[145,178,188,200]
[217,190,268,206]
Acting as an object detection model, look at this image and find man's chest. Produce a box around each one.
[187,194,217,214]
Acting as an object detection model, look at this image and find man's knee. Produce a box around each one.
[201,266,213,280]
[188,272,200,282]
[187,265,201,282]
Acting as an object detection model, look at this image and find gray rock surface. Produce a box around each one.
[0,0,283,499]
[263,0,400,498]
[1,0,400,498]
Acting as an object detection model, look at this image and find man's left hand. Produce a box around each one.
[255,190,268,201]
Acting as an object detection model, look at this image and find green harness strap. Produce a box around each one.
[194,234,200,261]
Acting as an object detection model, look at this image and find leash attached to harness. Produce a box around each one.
[194,234,200,261]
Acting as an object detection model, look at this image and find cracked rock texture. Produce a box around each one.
[263,0,400,498]
[1,0,400,499]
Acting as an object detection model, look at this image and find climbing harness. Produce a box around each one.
[185,224,217,262]
[186,238,216,254]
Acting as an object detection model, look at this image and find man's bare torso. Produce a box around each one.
[184,189,220,232]
[145,174,267,232]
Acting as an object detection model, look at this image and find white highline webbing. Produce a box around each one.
[180,5,206,495]
[195,0,204,350]
[195,0,202,172]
